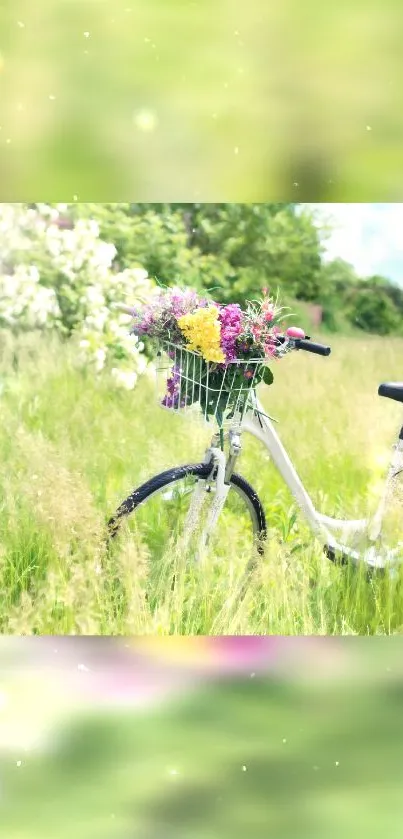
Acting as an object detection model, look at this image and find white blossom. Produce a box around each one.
[0,203,155,389]
[111,368,138,390]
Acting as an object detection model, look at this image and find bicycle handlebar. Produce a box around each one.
[276,334,331,357]
[295,338,331,356]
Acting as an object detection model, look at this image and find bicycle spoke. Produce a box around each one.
[112,474,261,582]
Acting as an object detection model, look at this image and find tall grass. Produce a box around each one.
[0,329,402,634]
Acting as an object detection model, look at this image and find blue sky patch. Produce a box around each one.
[305,204,403,286]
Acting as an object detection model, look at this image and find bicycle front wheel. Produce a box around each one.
[108,463,267,572]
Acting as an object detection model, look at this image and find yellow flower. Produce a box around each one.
[178,306,225,363]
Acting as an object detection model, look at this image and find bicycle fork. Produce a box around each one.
[181,430,242,561]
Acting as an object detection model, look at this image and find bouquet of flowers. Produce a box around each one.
[129,287,295,426]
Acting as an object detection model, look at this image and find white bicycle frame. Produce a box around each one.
[115,302,402,567]
[190,397,403,569]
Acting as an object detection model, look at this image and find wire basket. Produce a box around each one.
[155,341,266,427]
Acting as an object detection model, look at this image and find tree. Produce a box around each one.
[347,282,401,335]
[366,274,403,317]
[63,203,321,305]
[320,258,359,294]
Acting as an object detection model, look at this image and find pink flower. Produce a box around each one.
[219,304,243,362]
[263,306,275,322]
[265,342,277,358]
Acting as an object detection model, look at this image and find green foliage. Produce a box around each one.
[346,279,402,335]
[64,202,322,306]
[20,203,403,336]
[262,367,274,386]
[316,260,403,336]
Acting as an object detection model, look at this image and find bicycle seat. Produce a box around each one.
[378,382,403,404]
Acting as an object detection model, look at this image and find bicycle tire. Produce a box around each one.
[108,463,267,554]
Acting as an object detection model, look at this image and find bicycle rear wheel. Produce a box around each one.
[108,463,266,576]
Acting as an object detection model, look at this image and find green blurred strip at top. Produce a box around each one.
[0,0,403,198]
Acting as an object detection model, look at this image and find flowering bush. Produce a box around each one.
[0,203,155,388]
[130,287,291,424]
[0,264,60,329]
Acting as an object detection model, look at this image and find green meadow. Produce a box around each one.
[0,329,402,634]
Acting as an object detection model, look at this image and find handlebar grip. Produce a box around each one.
[296,339,331,357]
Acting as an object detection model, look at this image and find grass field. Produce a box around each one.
[0,329,402,635]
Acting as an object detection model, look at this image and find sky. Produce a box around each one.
[306,204,403,286]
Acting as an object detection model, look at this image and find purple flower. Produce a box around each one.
[219,304,243,362]
[170,289,201,318]
[161,365,183,408]
[161,394,186,409]
[161,394,178,408]
[166,365,181,394]
[133,312,155,336]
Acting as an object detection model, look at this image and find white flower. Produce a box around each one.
[135,354,148,375]
[94,348,107,372]
[0,202,155,389]
[111,368,138,390]
[131,267,149,283]
[85,286,106,306]
[85,310,109,332]
[96,241,117,268]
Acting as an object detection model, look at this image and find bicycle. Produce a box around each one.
[108,324,403,577]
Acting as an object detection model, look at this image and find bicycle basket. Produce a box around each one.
[155,340,266,426]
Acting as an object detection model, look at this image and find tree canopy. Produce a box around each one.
[31,203,403,336]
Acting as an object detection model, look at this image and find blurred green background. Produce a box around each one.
[1,0,403,199]
[2,638,403,839]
